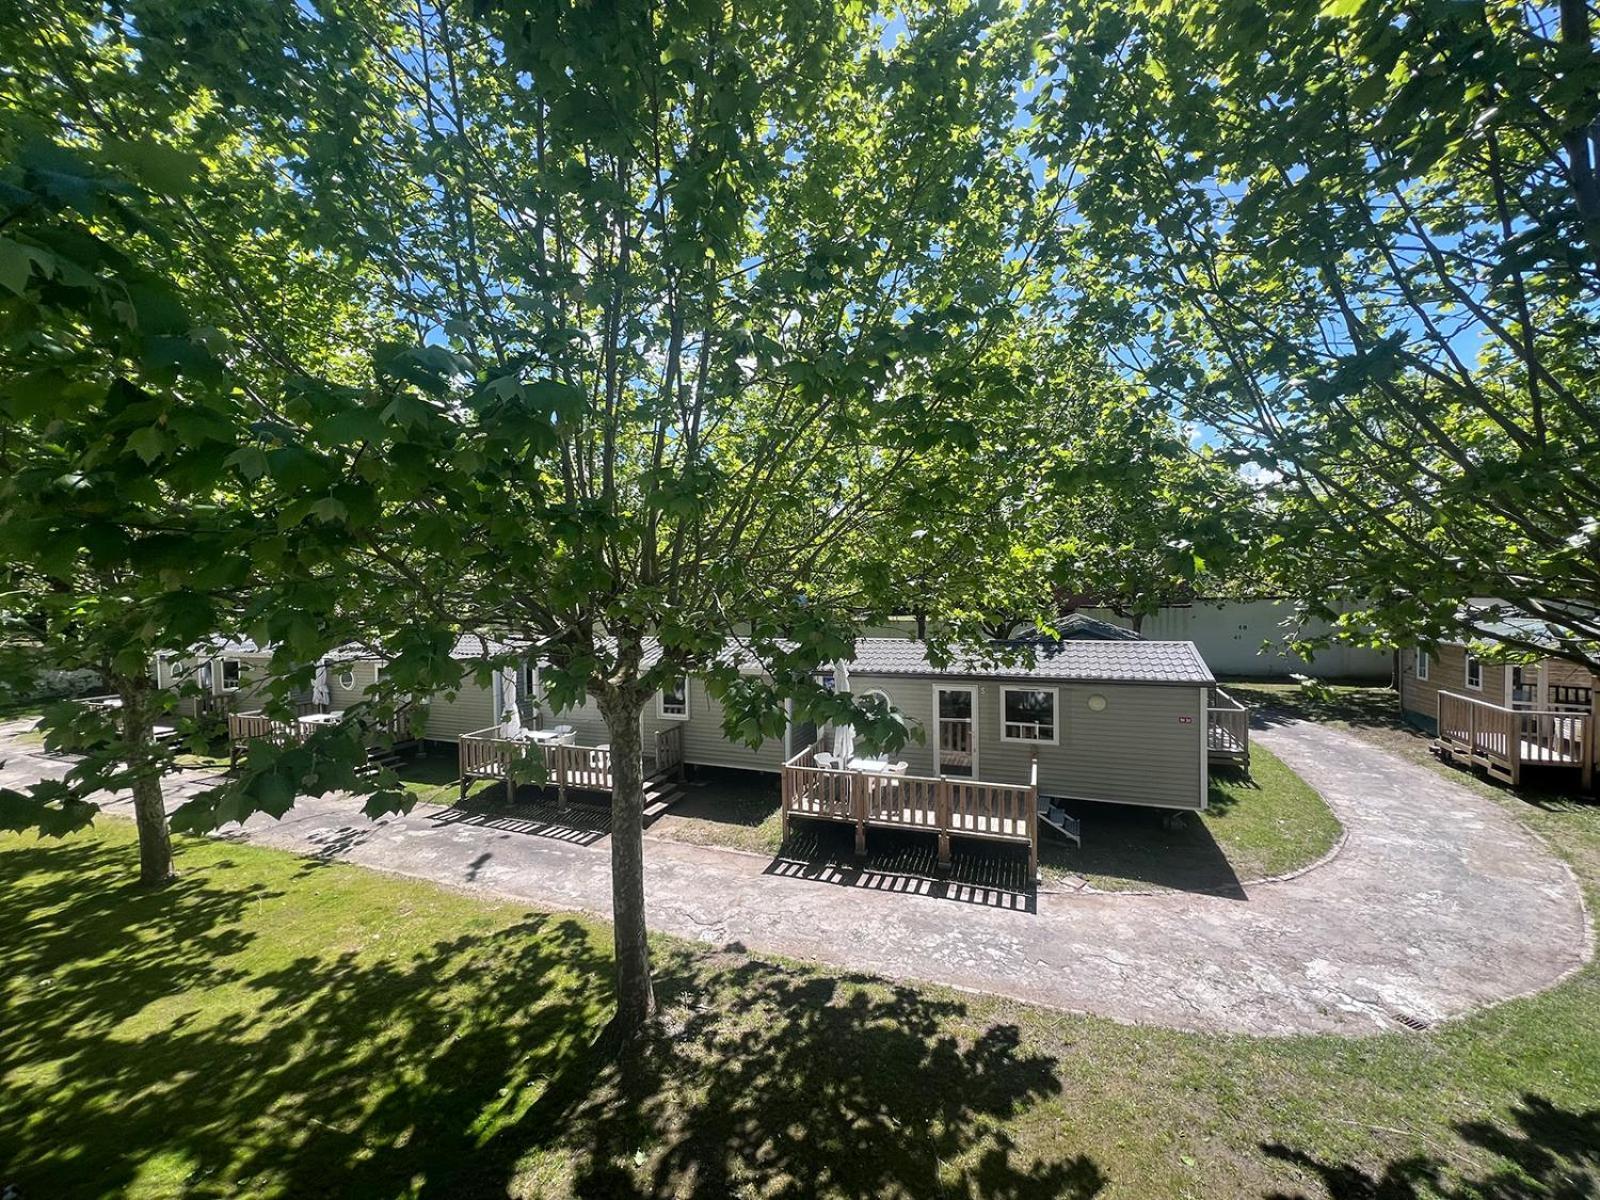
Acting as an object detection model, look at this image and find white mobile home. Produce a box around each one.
[840,638,1213,811]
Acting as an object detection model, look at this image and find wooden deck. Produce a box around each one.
[1207,687,1250,768]
[780,742,1039,880]
[227,706,417,769]
[1436,691,1593,788]
[457,723,684,804]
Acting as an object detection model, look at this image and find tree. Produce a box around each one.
[1040,381,1258,632]
[0,2,402,883]
[1033,0,1600,669]
[0,141,260,885]
[108,0,1067,1037]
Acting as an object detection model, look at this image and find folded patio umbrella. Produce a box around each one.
[832,658,855,764]
[500,667,522,737]
[312,661,331,708]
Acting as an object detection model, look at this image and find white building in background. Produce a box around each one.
[1074,599,1392,681]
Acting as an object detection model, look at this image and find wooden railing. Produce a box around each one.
[1438,691,1593,788]
[552,743,613,793]
[1207,687,1250,766]
[780,741,1038,879]
[230,704,421,769]
[654,723,685,779]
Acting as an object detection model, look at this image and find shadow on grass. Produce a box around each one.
[1,834,1100,1198]
[1260,1093,1598,1199]
[536,951,1098,1198]
[665,768,781,829]
[1041,801,1246,897]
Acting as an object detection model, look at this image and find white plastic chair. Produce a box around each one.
[815,752,839,770]
[550,723,574,738]
[890,761,909,774]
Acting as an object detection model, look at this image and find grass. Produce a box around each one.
[645,770,785,856]
[3,806,1599,1199]
[1039,745,1343,892]
[391,747,472,805]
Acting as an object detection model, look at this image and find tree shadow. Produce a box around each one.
[529,950,1103,1198]
[1261,1093,1599,1199]
[663,768,781,830]
[1040,801,1247,898]
[1,834,1105,1199]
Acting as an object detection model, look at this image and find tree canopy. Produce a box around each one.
[1035,0,1600,667]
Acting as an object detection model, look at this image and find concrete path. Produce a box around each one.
[0,717,1588,1036]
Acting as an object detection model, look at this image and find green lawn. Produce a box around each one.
[4,807,1599,1199]
[645,771,786,856]
[1040,744,1342,892]
[391,747,471,804]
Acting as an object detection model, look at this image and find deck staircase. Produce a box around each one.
[1037,795,1081,846]
[356,741,415,779]
[642,772,685,822]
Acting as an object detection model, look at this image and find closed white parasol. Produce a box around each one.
[500,667,522,737]
[831,658,855,765]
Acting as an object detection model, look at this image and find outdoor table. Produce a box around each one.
[297,712,341,726]
[847,757,894,773]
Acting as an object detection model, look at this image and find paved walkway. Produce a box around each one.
[0,717,1588,1036]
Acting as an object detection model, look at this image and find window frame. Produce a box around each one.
[1413,648,1429,681]
[1464,654,1483,691]
[656,674,691,721]
[220,658,242,692]
[999,685,1060,745]
[336,667,357,692]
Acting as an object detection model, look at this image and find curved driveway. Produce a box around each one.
[1,716,1589,1035]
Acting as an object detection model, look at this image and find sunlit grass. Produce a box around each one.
[2,781,1596,1198]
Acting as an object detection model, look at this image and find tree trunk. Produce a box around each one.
[116,678,175,886]
[597,687,655,1035]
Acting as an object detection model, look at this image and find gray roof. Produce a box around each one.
[1054,613,1144,642]
[847,637,1215,686]
[323,634,523,664]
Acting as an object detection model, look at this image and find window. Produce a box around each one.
[522,662,539,696]
[657,675,690,720]
[336,668,356,691]
[1001,686,1058,744]
[1465,655,1483,691]
[220,659,242,691]
[1414,649,1429,681]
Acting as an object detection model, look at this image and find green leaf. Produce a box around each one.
[225,446,269,481]
[101,140,204,196]
[127,427,168,464]
[0,237,36,295]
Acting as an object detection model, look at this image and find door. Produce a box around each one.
[935,685,978,777]
[1509,664,1538,709]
